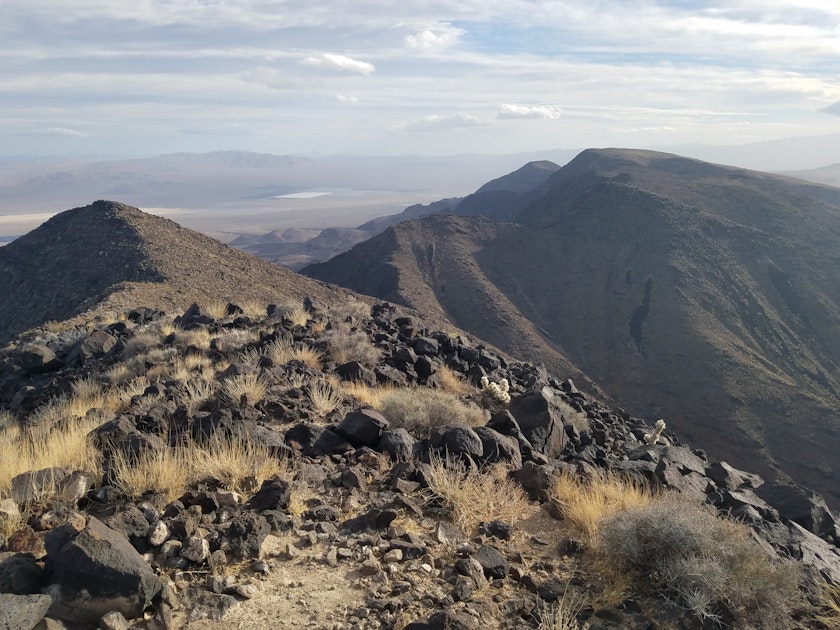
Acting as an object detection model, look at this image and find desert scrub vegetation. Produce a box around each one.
[537,584,591,630]
[323,321,380,365]
[307,377,343,416]
[110,433,282,505]
[550,471,655,544]
[597,499,801,626]
[263,335,321,370]
[424,452,534,535]
[0,414,103,500]
[436,365,473,396]
[377,387,486,438]
[220,373,267,405]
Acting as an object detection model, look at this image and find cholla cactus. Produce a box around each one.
[480,376,511,405]
[644,419,666,445]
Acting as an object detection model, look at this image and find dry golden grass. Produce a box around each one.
[110,446,192,506]
[308,319,327,335]
[123,331,161,357]
[26,395,70,434]
[436,365,473,396]
[182,379,215,413]
[114,376,150,412]
[221,373,267,405]
[0,410,15,431]
[0,415,104,500]
[203,300,230,320]
[213,329,258,353]
[340,381,392,408]
[424,452,535,535]
[263,336,321,370]
[324,325,380,365]
[67,376,118,417]
[377,387,486,438]
[240,299,268,320]
[174,327,212,351]
[238,346,262,368]
[307,378,344,416]
[156,320,177,337]
[815,582,840,626]
[550,472,654,544]
[194,433,282,496]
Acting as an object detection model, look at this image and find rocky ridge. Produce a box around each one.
[0,297,839,629]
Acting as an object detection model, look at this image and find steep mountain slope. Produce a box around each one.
[0,200,355,343]
[303,149,840,506]
[232,160,561,269]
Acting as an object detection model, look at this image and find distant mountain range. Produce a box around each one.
[303,148,840,507]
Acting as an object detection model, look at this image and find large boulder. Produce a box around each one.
[507,387,580,458]
[44,517,163,625]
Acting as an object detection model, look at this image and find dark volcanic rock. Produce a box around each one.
[0,552,44,595]
[44,517,163,625]
[335,408,389,448]
[507,388,571,458]
[754,483,837,541]
[246,477,291,512]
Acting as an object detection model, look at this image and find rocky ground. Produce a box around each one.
[1,299,839,629]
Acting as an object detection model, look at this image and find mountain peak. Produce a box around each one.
[0,200,352,342]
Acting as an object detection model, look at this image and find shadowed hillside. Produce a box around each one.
[0,200,355,343]
[303,149,840,507]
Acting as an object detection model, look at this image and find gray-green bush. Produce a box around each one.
[597,499,800,627]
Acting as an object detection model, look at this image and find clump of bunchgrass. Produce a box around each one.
[551,471,654,544]
[424,452,535,535]
[307,377,343,416]
[377,387,485,438]
[220,373,267,406]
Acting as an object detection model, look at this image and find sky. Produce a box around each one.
[3,0,840,159]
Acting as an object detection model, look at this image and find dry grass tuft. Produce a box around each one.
[323,323,380,365]
[424,452,535,535]
[193,432,282,496]
[239,300,268,320]
[220,373,267,405]
[436,365,473,396]
[816,582,840,626]
[340,381,392,408]
[537,584,591,630]
[110,446,192,505]
[551,472,654,544]
[203,300,230,321]
[263,336,321,369]
[307,378,344,416]
[182,379,215,413]
[377,387,486,438]
[0,415,104,500]
[0,410,16,431]
[123,331,161,357]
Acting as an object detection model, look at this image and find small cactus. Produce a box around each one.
[480,376,511,405]
[644,419,666,445]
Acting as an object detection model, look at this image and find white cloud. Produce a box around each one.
[337,94,359,104]
[300,53,374,75]
[498,104,561,120]
[33,127,87,137]
[404,24,463,51]
[399,113,485,132]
